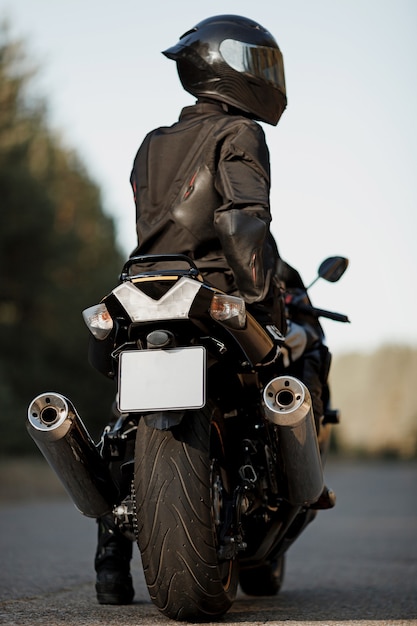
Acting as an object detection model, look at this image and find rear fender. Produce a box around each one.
[143,411,186,430]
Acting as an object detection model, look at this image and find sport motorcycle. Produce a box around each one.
[27,254,349,621]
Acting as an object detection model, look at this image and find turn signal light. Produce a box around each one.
[82,303,113,340]
[209,294,246,329]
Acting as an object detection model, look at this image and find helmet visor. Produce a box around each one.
[219,39,285,92]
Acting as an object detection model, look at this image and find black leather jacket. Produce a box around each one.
[130,100,283,325]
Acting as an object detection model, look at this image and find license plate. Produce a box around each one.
[118,347,206,412]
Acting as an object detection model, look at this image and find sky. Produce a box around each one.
[1,0,416,355]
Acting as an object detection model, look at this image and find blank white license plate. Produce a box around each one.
[118,347,206,412]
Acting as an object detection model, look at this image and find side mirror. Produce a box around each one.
[318,256,349,283]
[306,256,349,289]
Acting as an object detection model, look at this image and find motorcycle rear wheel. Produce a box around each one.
[134,403,239,621]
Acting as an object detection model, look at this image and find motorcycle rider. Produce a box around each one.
[95,14,330,605]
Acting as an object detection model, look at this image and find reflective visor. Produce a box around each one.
[219,39,285,90]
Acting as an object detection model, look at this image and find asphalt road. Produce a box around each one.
[1,459,416,625]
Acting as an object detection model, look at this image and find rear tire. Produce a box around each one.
[134,404,238,621]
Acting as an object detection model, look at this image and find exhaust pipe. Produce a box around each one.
[27,392,118,518]
[263,376,324,506]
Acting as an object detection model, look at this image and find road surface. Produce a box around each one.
[0,459,416,625]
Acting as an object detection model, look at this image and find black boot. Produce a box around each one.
[95,514,135,605]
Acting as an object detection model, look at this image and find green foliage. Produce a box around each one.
[0,24,125,454]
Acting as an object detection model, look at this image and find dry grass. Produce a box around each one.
[331,344,417,458]
[0,456,67,503]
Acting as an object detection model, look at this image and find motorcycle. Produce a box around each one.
[27,254,349,622]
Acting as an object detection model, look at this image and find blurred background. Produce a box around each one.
[0,0,416,460]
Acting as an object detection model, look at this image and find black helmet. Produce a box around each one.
[163,14,287,126]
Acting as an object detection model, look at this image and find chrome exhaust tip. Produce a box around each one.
[263,375,309,426]
[28,393,71,434]
[263,376,324,506]
[27,392,118,517]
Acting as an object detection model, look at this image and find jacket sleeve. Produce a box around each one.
[213,120,276,304]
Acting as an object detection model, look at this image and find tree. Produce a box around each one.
[0,24,125,454]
